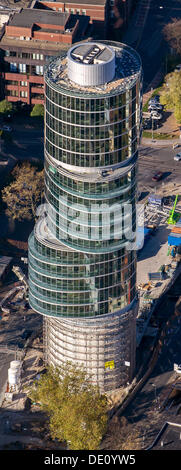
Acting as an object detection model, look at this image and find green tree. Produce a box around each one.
[163,18,181,55]
[160,71,181,123]
[0,99,13,115]
[30,363,108,450]
[1,161,44,221]
[30,103,44,118]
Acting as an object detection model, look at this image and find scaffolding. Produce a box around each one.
[43,301,138,393]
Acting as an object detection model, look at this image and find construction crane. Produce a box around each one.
[167,194,180,225]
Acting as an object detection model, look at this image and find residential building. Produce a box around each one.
[0,8,90,106]
[28,40,142,392]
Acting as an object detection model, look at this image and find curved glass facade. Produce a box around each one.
[28,40,142,391]
[28,40,142,319]
[29,231,136,317]
[45,89,137,167]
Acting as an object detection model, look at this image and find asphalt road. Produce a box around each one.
[138,143,181,192]
[1,123,44,166]
[136,0,181,90]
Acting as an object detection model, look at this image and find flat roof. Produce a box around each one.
[0,35,70,52]
[9,8,69,28]
[71,43,113,64]
[45,40,142,98]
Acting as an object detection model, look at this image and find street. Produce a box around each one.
[1,120,43,165]
[135,0,181,90]
[138,143,181,192]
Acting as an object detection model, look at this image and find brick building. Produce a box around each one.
[35,0,109,38]
[0,8,90,106]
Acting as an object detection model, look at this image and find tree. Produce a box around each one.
[1,162,44,221]
[160,70,181,123]
[30,103,44,118]
[0,99,13,115]
[30,363,108,450]
[163,18,181,55]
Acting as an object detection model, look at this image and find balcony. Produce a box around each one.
[31,86,44,94]
[31,97,44,105]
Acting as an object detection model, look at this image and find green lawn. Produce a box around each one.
[142,130,177,140]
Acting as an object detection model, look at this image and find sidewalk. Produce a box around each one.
[141,137,181,147]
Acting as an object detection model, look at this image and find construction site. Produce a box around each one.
[136,190,181,348]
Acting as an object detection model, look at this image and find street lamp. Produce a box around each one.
[151,383,157,401]
[151,116,154,141]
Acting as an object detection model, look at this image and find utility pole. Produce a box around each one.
[152,116,154,141]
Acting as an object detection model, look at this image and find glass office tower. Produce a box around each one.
[28,41,142,392]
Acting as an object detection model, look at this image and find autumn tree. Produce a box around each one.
[0,99,13,116]
[30,103,44,118]
[1,161,44,221]
[160,70,181,123]
[163,18,181,55]
[30,362,108,450]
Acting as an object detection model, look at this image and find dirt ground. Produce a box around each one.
[0,290,66,451]
[158,111,180,137]
[0,337,67,450]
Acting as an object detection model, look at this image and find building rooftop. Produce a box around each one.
[45,40,142,98]
[0,34,70,52]
[9,8,69,27]
[38,0,106,4]
[70,43,113,64]
[1,10,91,49]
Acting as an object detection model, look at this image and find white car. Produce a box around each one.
[148,103,163,111]
[150,111,162,120]
[174,152,181,161]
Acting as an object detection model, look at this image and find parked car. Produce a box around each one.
[153,94,160,102]
[174,152,181,161]
[148,96,160,105]
[150,111,162,120]
[148,103,163,111]
[152,171,163,181]
[143,119,157,130]
[175,64,181,72]
[2,125,12,132]
[143,120,152,129]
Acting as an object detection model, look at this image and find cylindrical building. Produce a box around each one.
[28,40,142,392]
